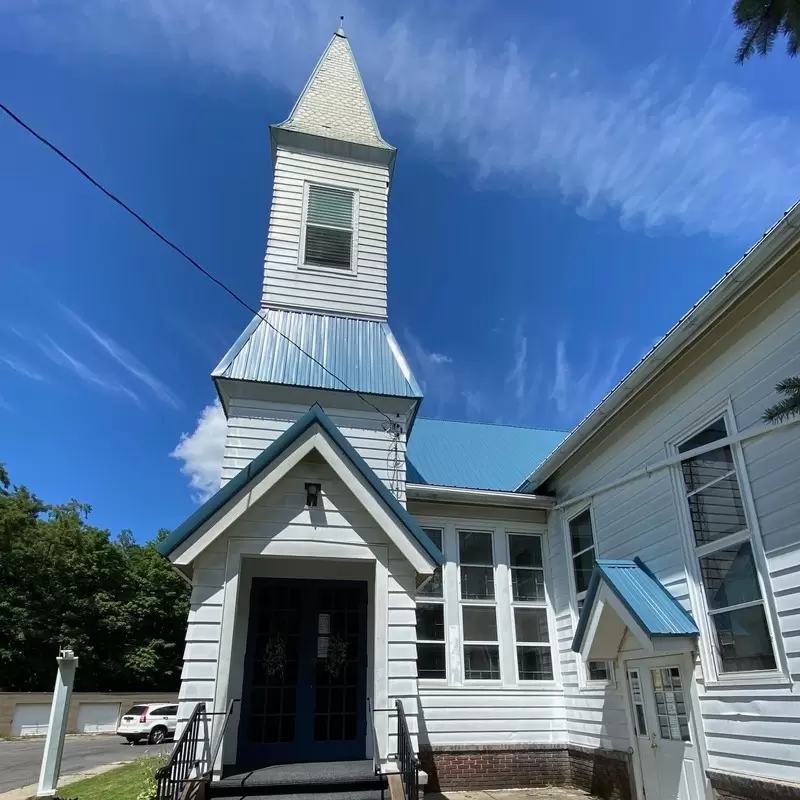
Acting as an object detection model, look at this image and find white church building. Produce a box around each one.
[157,26,800,800]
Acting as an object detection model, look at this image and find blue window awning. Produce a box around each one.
[572,558,699,660]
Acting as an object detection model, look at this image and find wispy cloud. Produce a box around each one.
[549,338,628,422]
[0,355,45,381]
[404,330,459,417]
[37,336,142,405]
[504,320,543,423]
[0,395,12,412]
[60,305,182,408]
[170,399,227,502]
[4,0,799,236]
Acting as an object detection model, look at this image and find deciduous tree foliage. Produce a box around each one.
[0,467,189,691]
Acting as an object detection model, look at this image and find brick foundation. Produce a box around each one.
[420,744,633,800]
[708,770,800,800]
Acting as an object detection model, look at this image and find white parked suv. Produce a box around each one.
[116,703,178,744]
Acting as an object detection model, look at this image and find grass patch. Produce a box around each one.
[52,757,165,800]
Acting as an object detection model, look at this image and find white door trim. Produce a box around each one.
[619,649,711,800]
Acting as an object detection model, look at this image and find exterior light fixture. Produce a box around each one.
[305,482,321,508]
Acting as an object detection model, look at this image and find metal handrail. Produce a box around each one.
[395,699,419,800]
[203,698,238,778]
[155,702,206,800]
[367,697,382,776]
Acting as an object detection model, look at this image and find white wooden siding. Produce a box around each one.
[221,397,406,503]
[261,148,389,319]
[548,253,800,782]
[176,455,419,763]
[410,505,567,747]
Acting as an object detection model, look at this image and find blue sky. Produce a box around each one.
[1,0,798,541]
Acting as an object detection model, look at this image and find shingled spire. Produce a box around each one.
[275,28,393,151]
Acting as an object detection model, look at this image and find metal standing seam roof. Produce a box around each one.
[406,418,568,492]
[213,309,423,400]
[572,558,699,653]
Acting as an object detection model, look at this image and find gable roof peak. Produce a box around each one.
[276,29,393,151]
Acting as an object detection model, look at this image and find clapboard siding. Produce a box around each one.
[221,397,407,503]
[261,148,389,319]
[176,454,420,766]
[547,252,800,783]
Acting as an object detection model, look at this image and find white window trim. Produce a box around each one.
[508,532,557,683]
[414,515,558,691]
[563,501,615,689]
[666,399,789,686]
[298,180,359,275]
[415,527,447,683]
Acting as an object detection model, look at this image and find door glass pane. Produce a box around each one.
[650,667,690,742]
[627,669,647,737]
[569,509,594,554]
[463,645,500,680]
[416,643,446,679]
[462,606,498,642]
[687,474,746,545]
[514,608,549,642]
[459,531,493,564]
[416,604,444,641]
[517,646,553,680]
[700,541,761,610]
[509,535,543,567]
[572,549,595,594]
[460,566,495,599]
[711,604,777,672]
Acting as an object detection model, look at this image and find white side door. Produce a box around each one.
[626,655,706,800]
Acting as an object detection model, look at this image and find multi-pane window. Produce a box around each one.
[567,509,610,683]
[626,669,648,737]
[509,535,553,681]
[303,185,355,270]
[415,528,446,680]
[459,531,500,680]
[678,419,777,673]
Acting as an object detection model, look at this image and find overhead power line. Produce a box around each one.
[0,101,402,430]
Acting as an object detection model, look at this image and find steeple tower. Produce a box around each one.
[260,28,396,321]
[212,29,421,490]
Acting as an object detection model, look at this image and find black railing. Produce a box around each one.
[155,702,207,800]
[155,700,239,800]
[395,699,419,800]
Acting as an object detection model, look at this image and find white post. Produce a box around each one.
[37,648,78,797]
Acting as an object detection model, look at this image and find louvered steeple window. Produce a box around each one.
[303,185,355,270]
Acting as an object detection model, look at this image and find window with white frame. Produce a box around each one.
[415,528,446,680]
[677,418,777,673]
[458,530,500,680]
[303,184,355,270]
[567,508,611,683]
[509,534,554,680]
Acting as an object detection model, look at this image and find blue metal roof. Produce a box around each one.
[572,558,699,652]
[213,310,423,400]
[158,404,443,566]
[406,418,567,492]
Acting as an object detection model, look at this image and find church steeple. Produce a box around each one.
[260,29,396,320]
[275,28,393,153]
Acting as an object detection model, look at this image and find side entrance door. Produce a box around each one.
[625,655,706,800]
[238,578,368,767]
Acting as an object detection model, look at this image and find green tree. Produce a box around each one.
[763,377,800,422]
[734,0,800,63]
[0,470,189,692]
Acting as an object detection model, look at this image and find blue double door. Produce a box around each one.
[238,578,368,766]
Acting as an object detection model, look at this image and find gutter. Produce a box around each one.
[519,200,800,493]
[406,483,554,509]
